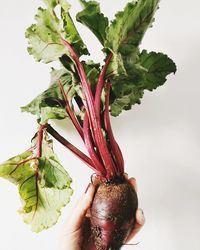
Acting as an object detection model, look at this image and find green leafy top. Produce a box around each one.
[25,0,176,118]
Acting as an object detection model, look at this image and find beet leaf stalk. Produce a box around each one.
[61,38,117,179]
[0,1,176,247]
[104,82,125,176]
[58,80,84,140]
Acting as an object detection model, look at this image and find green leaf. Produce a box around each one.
[21,67,76,123]
[26,8,67,63]
[76,0,109,45]
[139,50,177,90]
[39,133,72,189]
[20,186,72,232]
[103,0,177,116]
[42,0,71,11]
[21,63,91,123]
[82,60,101,94]
[42,0,59,10]
[61,8,88,55]
[105,0,159,78]
[109,50,176,116]
[26,0,88,63]
[110,83,144,117]
[0,131,73,232]
[105,0,159,53]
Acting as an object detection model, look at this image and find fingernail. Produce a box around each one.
[139,209,145,225]
[84,183,91,194]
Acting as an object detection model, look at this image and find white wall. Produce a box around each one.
[0,0,200,250]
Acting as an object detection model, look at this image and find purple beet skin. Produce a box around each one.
[90,179,138,250]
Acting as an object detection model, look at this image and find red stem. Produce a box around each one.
[83,113,106,175]
[46,124,98,173]
[104,82,124,175]
[34,125,47,219]
[61,38,116,179]
[95,53,112,114]
[58,80,84,140]
[37,124,46,158]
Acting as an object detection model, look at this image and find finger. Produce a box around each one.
[64,184,96,232]
[125,208,145,243]
[91,175,100,186]
[124,173,129,179]
[124,174,138,193]
[129,177,138,193]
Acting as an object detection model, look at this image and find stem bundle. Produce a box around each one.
[45,38,125,180]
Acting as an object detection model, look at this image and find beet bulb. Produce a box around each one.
[90,178,138,250]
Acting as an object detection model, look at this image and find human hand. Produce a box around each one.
[58,177,145,250]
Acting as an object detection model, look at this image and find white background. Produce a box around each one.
[0,0,200,250]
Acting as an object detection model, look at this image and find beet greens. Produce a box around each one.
[0,0,176,233]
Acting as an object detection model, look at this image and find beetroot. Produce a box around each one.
[90,178,138,250]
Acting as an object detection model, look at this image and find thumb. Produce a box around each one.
[125,208,145,243]
[65,183,96,232]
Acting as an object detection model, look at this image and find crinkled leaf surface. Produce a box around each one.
[139,50,177,90]
[21,67,77,123]
[98,0,177,116]
[26,8,68,63]
[110,85,144,117]
[26,0,88,63]
[105,0,159,77]
[105,0,159,53]
[76,0,109,45]
[21,60,101,123]
[0,131,73,232]
[110,50,176,116]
